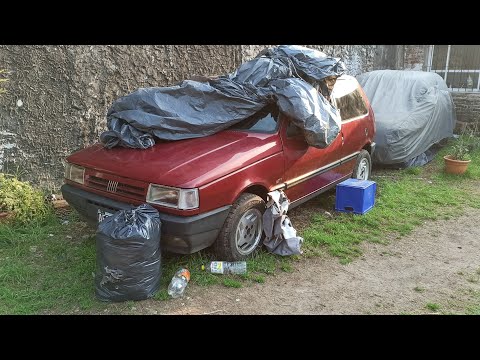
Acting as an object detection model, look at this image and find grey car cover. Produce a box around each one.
[356,70,456,167]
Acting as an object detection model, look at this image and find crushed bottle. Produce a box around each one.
[167,268,191,298]
[202,261,247,275]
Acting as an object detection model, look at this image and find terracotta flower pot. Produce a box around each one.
[443,155,471,175]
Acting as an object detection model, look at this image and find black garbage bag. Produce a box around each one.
[95,203,161,302]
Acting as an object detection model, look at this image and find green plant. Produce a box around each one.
[450,142,471,161]
[0,173,51,224]
[464,123,480,152]
[449,125,479,161]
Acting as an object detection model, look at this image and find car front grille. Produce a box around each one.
[86,175,146,200]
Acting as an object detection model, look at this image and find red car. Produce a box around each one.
[62,74,376,260]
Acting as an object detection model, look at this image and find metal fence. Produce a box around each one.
[426,45,480,92]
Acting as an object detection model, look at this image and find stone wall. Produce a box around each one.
[403,45,426,70]
[241,45,377,76]
[451,92,480,133]
[0,45,241,191]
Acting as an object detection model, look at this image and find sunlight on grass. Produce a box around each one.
[223,278,242,288]
[302,143,480,264]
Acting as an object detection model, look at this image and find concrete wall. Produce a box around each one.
[241,45,377,76]
[374,45,405,70]
[374,45,427,71]
[0,45,242,191]
[0,45,376,190]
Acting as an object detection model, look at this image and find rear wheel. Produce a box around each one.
[353,150,372,180]
[215,193,265,261]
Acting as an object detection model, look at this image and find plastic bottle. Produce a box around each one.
[202,261,247,275]
[167,268,191,298]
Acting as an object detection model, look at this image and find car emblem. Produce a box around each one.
[107,180,119,192]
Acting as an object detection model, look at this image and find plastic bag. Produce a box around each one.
[95,203,161,302]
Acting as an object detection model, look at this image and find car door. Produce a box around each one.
[332,76,375,163]
[280,114,352,205]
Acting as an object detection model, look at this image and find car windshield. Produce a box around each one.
[228,104,280,133]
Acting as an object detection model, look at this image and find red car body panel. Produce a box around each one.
[66,131,282,189]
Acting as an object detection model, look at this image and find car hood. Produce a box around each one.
[67,130,282,188]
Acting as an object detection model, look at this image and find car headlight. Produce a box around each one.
[65,163,85,185]
[146,184,199,210]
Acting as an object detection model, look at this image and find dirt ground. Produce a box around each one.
[113,204,480,315]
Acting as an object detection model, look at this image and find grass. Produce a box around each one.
[223,278,242,288]
[465,291,480,315]
[426,303,440,312]
[0,212,99,314]
[302,142,480,264]
[1,139,480,314]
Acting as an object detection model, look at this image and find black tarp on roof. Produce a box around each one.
[100,45,346,150]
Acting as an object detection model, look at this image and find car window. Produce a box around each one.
[334,86,368,122]
[331,76,368,122]
[229,104,280,133]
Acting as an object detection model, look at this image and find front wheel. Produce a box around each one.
[353,150,372,180]
[215,193,265,261]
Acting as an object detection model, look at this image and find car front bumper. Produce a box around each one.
[61,184,231,254]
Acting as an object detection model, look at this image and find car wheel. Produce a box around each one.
[215,193,265,261]
[353,150,372,180]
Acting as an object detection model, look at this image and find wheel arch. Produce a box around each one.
[363,142,373,155]
[233,184,269,203]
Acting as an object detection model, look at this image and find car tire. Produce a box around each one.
[215,193,265,261]
[353,150,372,180]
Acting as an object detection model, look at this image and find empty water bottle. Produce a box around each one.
[202,261,247,275]
[167,268,190,298]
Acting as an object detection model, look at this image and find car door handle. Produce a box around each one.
[341,134,345,145]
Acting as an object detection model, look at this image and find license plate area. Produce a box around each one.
[97,209,113,223]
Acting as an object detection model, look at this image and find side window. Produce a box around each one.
[334,87,368,122]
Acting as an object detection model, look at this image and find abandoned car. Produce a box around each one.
[62,74,375,260]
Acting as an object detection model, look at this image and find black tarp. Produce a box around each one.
[100,45,346,150]
[356,70,456,167]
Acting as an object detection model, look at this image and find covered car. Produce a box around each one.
[100,45,346,151]
[356,70,456,167]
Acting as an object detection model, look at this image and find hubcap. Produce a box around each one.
[235,208,263,255]
[356,158,369,180]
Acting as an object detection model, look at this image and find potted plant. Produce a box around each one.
[444,138,471,175]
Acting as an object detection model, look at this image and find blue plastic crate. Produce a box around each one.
[335,178,377,215]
